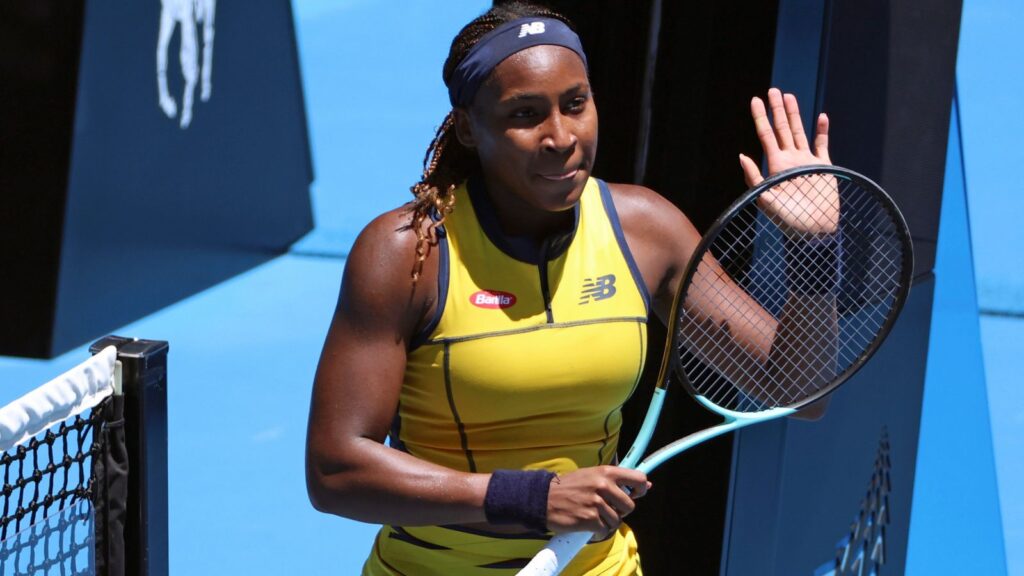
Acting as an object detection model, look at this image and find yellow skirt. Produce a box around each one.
[362,523,642,576]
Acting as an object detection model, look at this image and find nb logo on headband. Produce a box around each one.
[518,22,546,38]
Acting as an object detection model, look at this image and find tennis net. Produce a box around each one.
[0,337,168,576]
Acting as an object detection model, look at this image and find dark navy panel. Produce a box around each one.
[719,418,787,573]
[773,280,933,576]
[818,0,961,279]
[50,0,312,355]
[721,0,961,571]
[769,0,827,126]
[724,278,934,576]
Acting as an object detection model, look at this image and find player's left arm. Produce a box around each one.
[610,183,778,371]
[609,90,834,420]
[739,88,837,420]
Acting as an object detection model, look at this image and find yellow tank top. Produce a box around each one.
[365,177,649,575]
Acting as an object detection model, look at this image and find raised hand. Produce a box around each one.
[739,88,838,235]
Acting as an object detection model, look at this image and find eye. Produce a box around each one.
[565,95,589,114]
[510,107,538,119]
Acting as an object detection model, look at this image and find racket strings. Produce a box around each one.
[677,280,836,407]
[760,175,844,237]
[677,172,908,413]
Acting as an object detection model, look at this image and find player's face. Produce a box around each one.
[460,45,597,221]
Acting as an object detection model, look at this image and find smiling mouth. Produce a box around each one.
[538,169,580,181]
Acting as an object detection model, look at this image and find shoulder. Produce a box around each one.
[602,182,699,250]
[602,182,681,224]
[338,205,440,342]
[348,205,426,272]
[600,181,702,306]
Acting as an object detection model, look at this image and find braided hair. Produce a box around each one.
[407,2,577,280]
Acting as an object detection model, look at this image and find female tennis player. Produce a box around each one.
[306,3,833,574]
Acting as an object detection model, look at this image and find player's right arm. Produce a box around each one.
[304,207,648,533]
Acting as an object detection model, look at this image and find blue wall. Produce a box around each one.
[906,100,1007,574]
[956,0,1024,570]
[53,0,314,355]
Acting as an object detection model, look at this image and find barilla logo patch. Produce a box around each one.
[470,290,517,309]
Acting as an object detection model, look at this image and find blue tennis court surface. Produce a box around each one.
[291,0,490,257]
[2,256,378,573]
[2,0,1021,574]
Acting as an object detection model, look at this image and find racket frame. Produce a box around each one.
[668,164,914,424]
[516,164,914,576]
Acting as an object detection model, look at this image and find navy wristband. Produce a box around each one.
[784,231,843,296]
[483,469,556,533]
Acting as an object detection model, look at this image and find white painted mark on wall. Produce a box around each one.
[157,0,216,129]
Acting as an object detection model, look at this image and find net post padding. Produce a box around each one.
[93,389,127,576]
[89,336,168,576]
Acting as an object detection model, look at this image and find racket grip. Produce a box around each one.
[516,532,591,575]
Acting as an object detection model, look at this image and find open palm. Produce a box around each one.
[739,88,838,235]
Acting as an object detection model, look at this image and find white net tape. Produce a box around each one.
[0,347,117,454]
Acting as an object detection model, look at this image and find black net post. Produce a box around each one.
[90,337,168,576]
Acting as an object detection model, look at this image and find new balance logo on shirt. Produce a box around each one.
[579,275,617,304]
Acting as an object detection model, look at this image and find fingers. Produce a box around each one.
[766,88,795,150]
[545,467,651,537]
[594,499,621,536]
[598,480,637,519]
[783,93,809,150]
[750,96,779,156]
[747,89,832,175]
[738,153,763,188]
[620,472,652,500]
[754,89,809,150]
[592,468,647,537]
[814,113,831,164]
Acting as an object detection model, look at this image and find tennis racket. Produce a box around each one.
[516,165,914,575]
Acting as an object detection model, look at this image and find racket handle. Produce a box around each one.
[516,532,591,575]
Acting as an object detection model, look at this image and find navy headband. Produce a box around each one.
[447,17,588,108]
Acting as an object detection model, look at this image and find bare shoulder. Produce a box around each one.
[338,205,440,340]
[604,182,673,212]
[603,182,702,311]
[604,182,699,250]
[348,205,427,274]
